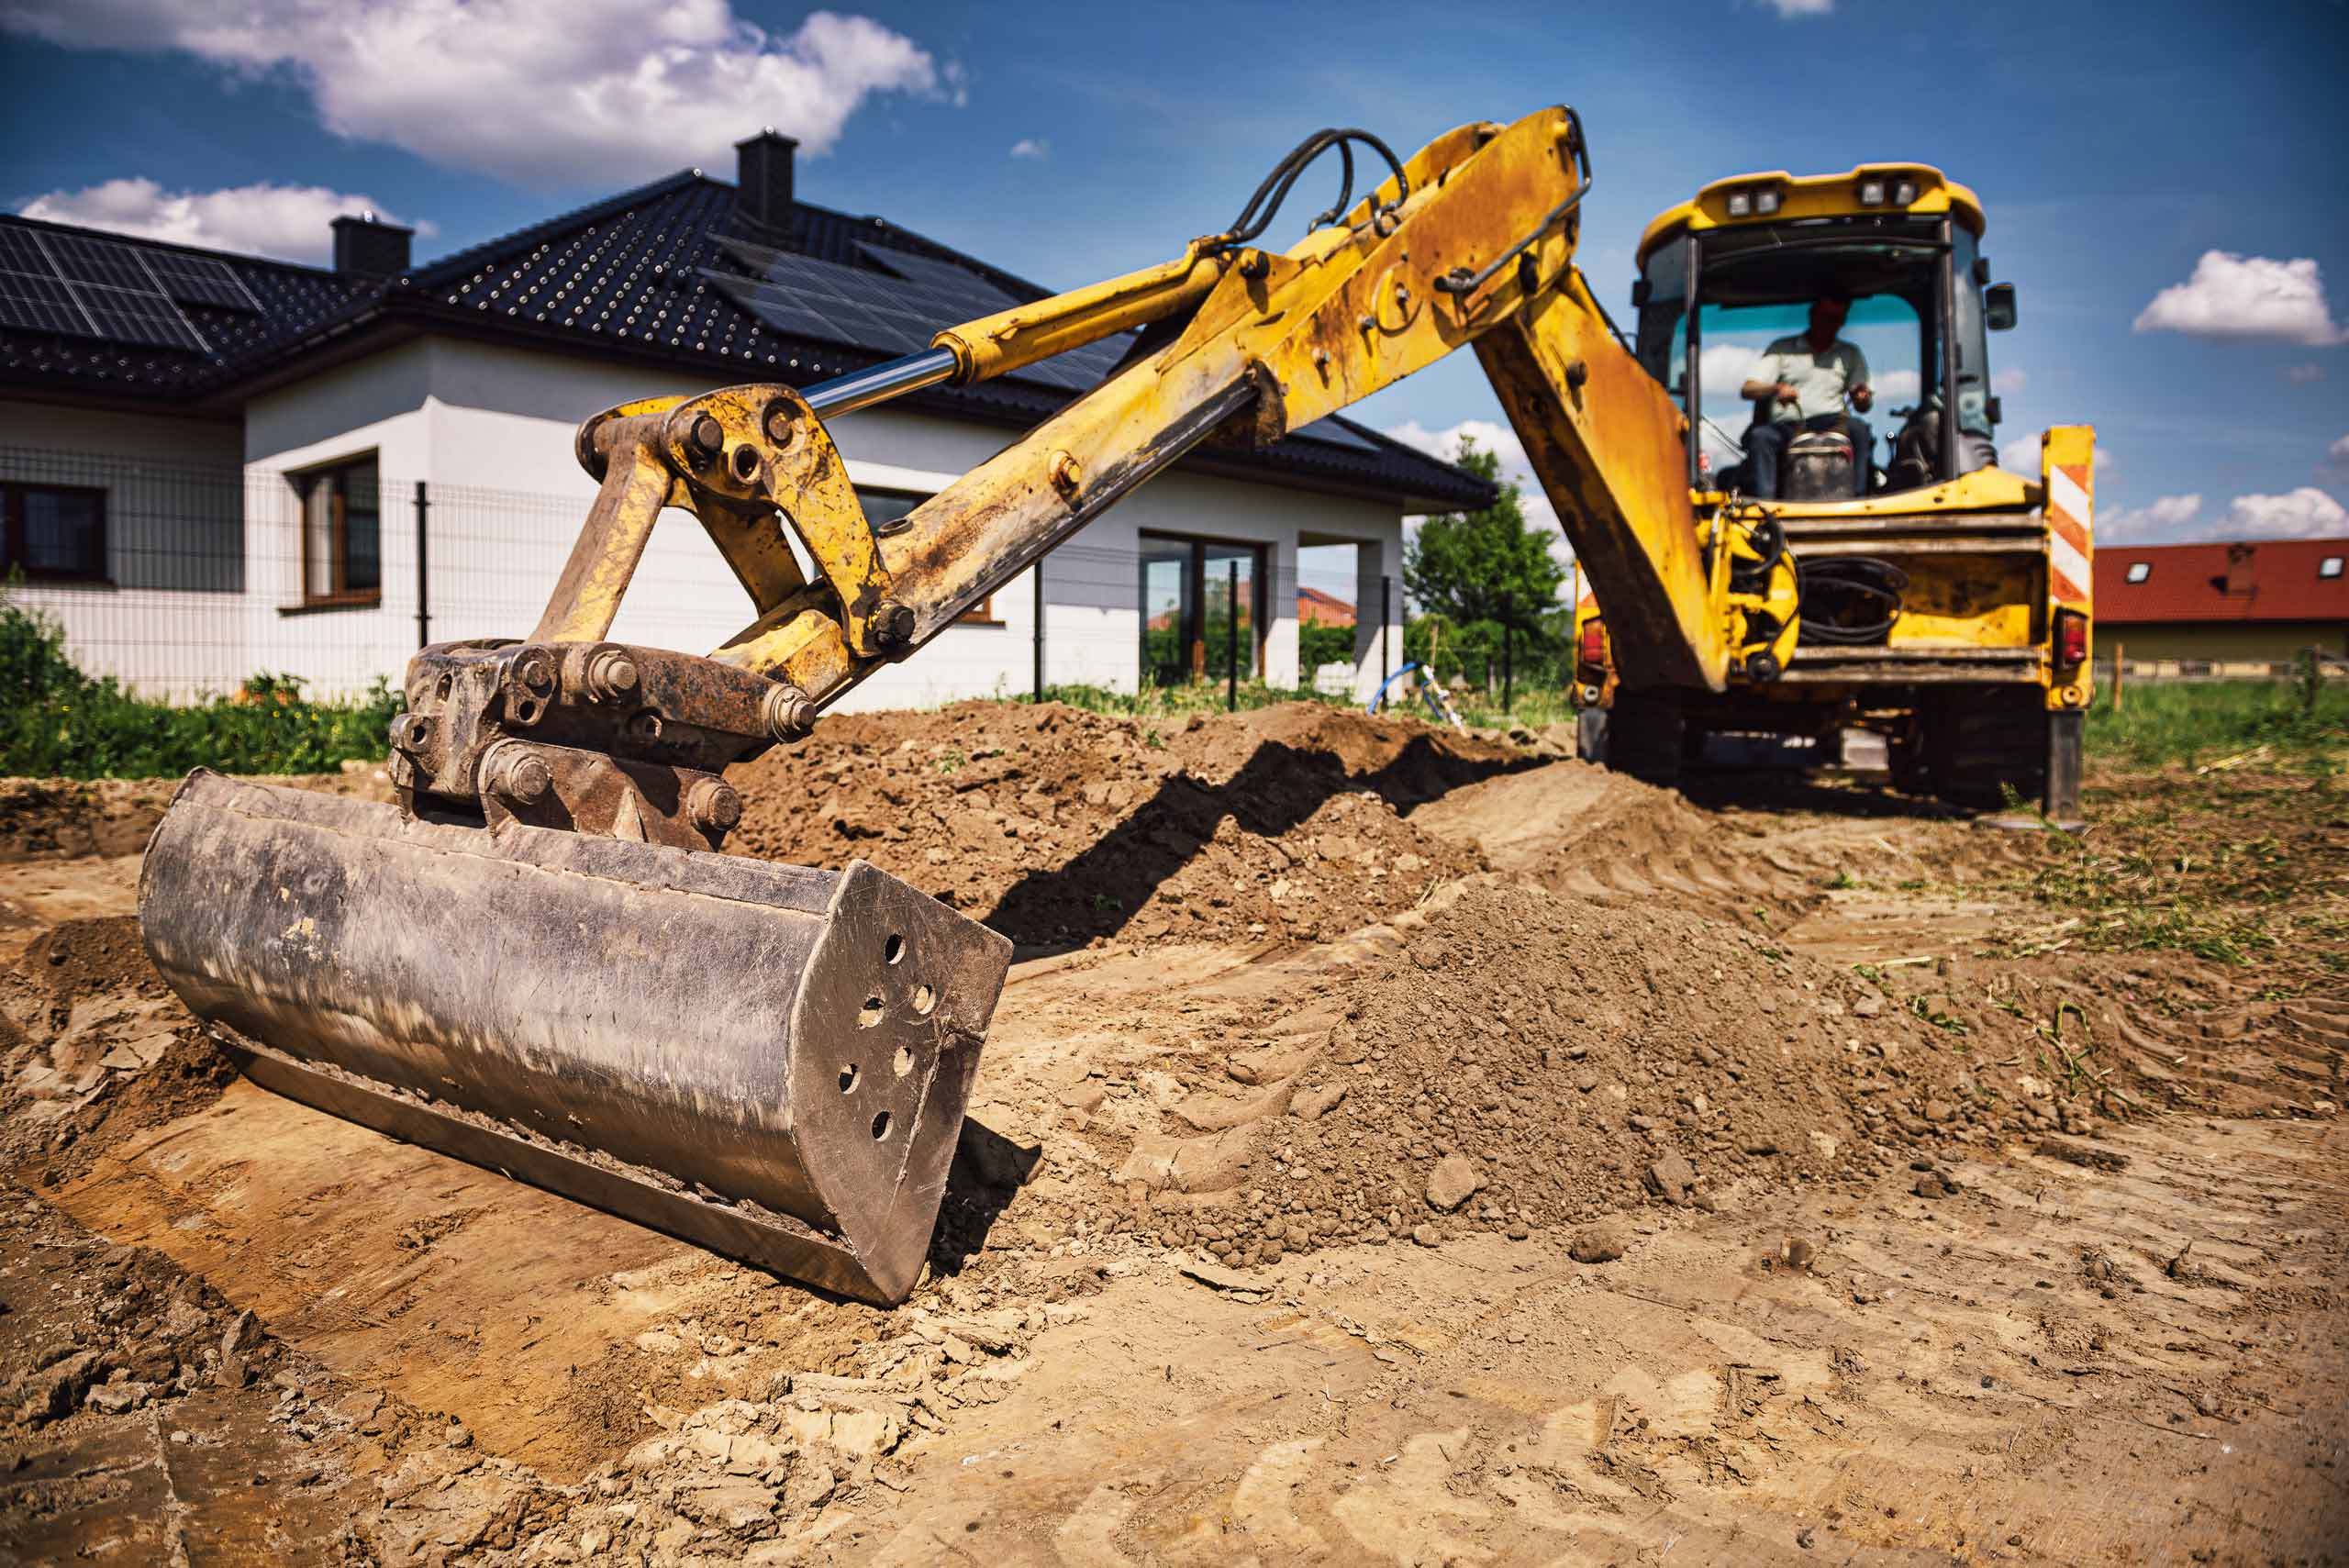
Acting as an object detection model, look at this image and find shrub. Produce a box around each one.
[1,589,402,779]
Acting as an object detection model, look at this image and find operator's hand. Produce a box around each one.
[1775,381,1799,405]
[1851,384,1874,414]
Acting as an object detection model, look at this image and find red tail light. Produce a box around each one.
[2054,607,2088,667]
[1578,617,1608,670]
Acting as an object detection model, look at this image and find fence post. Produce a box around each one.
[2110,639,2124,713]
[1227,559,1240,712]
[414,480,431,649]
[1032,559,1045,704]
[1502,602,1514,713]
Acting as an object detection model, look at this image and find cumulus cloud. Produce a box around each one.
[0,1,949,186]
[17,177,428,263]
[2284,362,2325,384]
[1008,138,1048,161]
[2324,434,2349,477]
[1762,0,1833,15]
[2133,251,2346,347]
[2101,494,2203,544]
[1384,417,1575,584]
[2102,487,2348,544]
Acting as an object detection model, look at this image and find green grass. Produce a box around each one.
[2,591,403,779]
[2087,671,2348,768]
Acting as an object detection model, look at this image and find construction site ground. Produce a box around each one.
[2,702,2343,1566]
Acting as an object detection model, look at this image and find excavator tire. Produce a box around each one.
[1602,688,1688,788]
[1918,688,2051,811]
[136,770,1013,1306]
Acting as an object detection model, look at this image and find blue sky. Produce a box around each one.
[5,0,2346,552]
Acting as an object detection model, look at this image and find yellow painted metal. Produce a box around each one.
[932,249,1230,385]
[1637,163,1986,266]
[1704,462,2033,520]
[2040,424,2098,709]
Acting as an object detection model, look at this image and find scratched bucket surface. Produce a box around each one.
[136,770,1011,1305]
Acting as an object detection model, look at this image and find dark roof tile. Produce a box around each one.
[1,174,1491,508]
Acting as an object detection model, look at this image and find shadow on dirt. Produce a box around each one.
[979,732,1530,954]
[929,1118,1043,1279]
[1675,769,1979,822]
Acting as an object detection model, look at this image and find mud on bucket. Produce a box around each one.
[136,769,1012,1306]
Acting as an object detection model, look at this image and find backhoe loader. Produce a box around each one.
[137,108,2092,1305]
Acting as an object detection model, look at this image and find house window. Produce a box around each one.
[2124,562,2151,584]
[1139,532,1265,688]
[1,483,107,583]
[293,457,381,606]
[856,485,996,622]
[2322,556,2344,580]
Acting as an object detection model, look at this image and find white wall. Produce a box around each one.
[0,400,249,698]
[61,335,1403,706]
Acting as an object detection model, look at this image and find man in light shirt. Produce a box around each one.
[1738,295,1874,498]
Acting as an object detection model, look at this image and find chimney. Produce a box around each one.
[735,128,798,233]
[2221,542,2258,599]
[331,212,413,278]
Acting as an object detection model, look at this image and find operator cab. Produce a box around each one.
[1631,165,2016,503]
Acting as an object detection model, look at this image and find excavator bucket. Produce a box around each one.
[137,770,1011,1306]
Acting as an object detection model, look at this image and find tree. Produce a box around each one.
[1401,436,1564,635]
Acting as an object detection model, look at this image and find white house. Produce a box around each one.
[0,134,1487,708]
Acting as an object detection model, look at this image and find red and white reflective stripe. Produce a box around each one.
[2046,462,2093,605]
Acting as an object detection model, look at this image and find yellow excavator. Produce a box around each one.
[135,108,2093,1305]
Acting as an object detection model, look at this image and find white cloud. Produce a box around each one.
[1871,369,1920,402]
[16,177,428,264]
[2101,494,2203,544]
[2000,431,2113,476]
[0,1,948,186]
[2133,251,2346,347]
[1993,367,2027,395]
[2324,434,2349,476]
[2284,362,2325,384]
[1763,0,1834,15]
[2221,487,2347,539]
[1698,341,1757,388]
[2101,487,2349,544]
[1008,138,1048,161]
[1385,417,1575,586]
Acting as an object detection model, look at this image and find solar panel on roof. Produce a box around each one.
[0,228,54,275]
[146,252,262,314]
[44,231,161,294]
[0,226,214,352]
[0,269,97,337]
[856,245,1020,312]
[75,283,209,351]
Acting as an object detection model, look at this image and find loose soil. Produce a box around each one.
[2,706,2342,1566]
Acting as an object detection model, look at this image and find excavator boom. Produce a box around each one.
[137,107,1796,1302]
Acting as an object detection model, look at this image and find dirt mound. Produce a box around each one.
[2,915,224,1183]
[0,778,175,863]
[1097,879,2076,1270]
[728,701,1523,950]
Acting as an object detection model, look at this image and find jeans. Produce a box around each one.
[1744,413,1873,499]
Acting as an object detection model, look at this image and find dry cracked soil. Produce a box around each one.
[0,702,2343,1567]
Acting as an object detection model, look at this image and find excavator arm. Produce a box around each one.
[135,107,1787,1306]
[469,104,1767,806]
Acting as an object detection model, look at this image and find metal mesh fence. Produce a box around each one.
[0,445,1410,709]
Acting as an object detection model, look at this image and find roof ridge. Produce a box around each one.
[0,209,346,279]
[410,168,711,286]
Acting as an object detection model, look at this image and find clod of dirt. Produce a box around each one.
[1569,1220,1631,1264]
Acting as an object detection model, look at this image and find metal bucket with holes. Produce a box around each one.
[136,770,1010,1305]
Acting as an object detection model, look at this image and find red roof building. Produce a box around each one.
[1297,585,1356,628]
[2093,537,2347,666]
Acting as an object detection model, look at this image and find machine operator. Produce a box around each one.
[1740,295,1874,498]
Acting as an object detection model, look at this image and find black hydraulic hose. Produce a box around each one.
[1214,128,1410,250]
[1797,557,1908,645]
